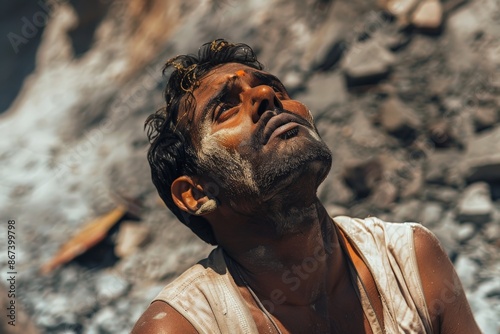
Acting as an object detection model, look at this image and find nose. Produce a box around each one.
[247,85,283,123]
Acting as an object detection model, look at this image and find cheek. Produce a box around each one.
[211,119,253,150]
[283,101,314,124]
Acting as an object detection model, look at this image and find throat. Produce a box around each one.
[222,213,344,308]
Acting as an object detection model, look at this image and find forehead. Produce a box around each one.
[194,63,260,97]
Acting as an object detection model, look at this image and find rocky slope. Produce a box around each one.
[1,0,499,333]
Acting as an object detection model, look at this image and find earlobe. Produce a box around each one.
[171,176,218,216]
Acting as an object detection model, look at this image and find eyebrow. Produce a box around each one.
[253,72,288,95]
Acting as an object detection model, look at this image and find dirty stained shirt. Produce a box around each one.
[152,216,434,333]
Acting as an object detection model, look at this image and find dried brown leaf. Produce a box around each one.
[40,205,127,275]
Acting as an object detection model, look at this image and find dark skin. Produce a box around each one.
[132,63,480,333]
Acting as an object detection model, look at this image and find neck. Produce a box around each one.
[212,200,346,309]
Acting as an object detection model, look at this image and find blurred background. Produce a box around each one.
[1,0,499,333]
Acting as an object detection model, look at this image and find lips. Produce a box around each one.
[261,112,310,145]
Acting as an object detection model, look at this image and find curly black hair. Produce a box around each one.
[145,39,263,244]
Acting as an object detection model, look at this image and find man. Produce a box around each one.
[132,39,480,333]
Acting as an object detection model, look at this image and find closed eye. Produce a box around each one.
[216,102,232,116]
[215,100,238,122]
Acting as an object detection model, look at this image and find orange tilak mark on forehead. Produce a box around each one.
[235,70,246,77]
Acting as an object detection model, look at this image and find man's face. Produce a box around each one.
[185,63,332,210]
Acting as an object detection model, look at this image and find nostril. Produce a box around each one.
[273,96,282,109]
[258,99,269,116]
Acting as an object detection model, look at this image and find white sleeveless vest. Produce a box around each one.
[153,216,434,333]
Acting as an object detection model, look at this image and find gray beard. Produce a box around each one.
[196,126,333,233]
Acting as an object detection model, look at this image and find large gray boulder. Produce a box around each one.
[456,182,493,224]
[462,126,500,182]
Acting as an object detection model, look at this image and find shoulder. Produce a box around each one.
[412,225,481,333]
[132,248,229,334]
[412,224,447,270]
[131,300,197,334]
[412,224,456,296]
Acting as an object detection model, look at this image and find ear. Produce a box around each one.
[171,176,218,216]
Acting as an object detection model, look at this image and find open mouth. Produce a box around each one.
[279,127,299,140]
[268,122,301,143]
[261,112,310,145]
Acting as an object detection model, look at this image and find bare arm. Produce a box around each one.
[413,225,481,334]
[131,300,198,334]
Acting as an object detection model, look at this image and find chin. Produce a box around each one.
[255,136,333,201]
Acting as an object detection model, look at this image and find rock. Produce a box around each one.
[483,219,500,244]
[294,73,348,117]
[342,39,396,87]
[301,7,345,72]
[320,175,355,205]
[69,284,98,315]
[386,32,413,51]
[34,294,78,329]
[469,295,499,334]
[425,150,463,185]
[423,186,459,204]
[92,307,129,334]
[280,69,305,93]
[115,221,150,258]
[445,1,486,73]
[303,74,348,114]
[369,180,398,209]
[313,39,348,71]
[456,223,477,242]
[379,0,419,19]
[454,255,479,289]
[393,199,421,222]
[427,118,462,148]
[342,158,383,199]
[473,107,498,132]
[105,150,155,206]
[411,0,443,32]
[95,271,131,304]
[420,202,443,227]
[350,111,388,148]
[463,232,498,267]
[475,278,500,299]
[429,75,452,97]
[400,166,424,198]
[318,175,354,205]
[462,126,500,182]
[378,97,421,143]
[431,211,460,255]
[457,182,493,224]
